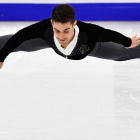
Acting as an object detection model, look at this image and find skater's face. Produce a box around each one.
[51,19,77,46]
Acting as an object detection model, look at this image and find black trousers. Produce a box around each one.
[0,34,140,61]
[88,41,140,61]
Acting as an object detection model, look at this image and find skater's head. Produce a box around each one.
[50,4,77,46]
[51,4,76,27]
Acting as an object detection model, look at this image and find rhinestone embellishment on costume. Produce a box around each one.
[79,44,90,54]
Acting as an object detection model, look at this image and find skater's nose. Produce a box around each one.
[58,33,65,39]
[59,36,65,40]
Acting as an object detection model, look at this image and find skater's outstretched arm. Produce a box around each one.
[0,18,51,64]
[88,23,140,48]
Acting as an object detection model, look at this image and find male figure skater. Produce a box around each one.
[0,4,140,69]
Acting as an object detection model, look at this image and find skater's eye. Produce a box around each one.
[55,31,69,33]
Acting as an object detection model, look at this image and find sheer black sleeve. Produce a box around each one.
[0,18,51,62]
[88,23,132,47]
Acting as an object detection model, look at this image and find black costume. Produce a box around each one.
[0,17,140,62]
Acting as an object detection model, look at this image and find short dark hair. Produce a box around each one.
[51,4,75,26]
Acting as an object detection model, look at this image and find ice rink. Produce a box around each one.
[0,21,140,140]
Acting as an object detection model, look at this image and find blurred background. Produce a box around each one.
[0,1,140,21]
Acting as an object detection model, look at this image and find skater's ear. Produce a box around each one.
[75,20,77,25]
[50,19,54,25]
[72,20,77,28]
[74,20,77,24]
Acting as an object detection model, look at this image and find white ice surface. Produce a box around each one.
[0,21,140,140]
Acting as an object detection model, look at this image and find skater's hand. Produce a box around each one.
[0,62,4,69]
[126,34,140,49]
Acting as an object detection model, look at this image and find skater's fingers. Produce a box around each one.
[136,40,140,43]
[0,62,3,69]
[134,34,137,37]
[135,41,140,46]
[132,34,137,38]
[136,37,140,41]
